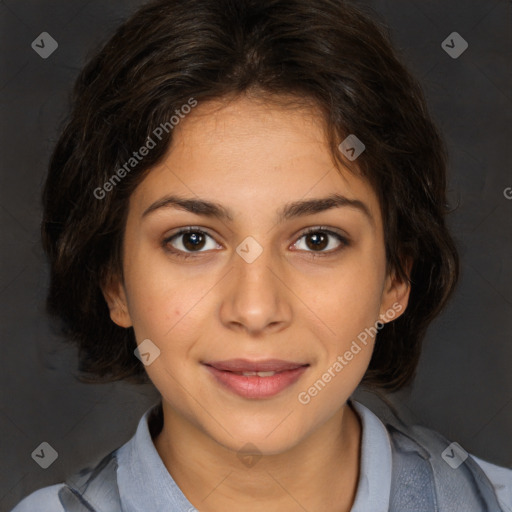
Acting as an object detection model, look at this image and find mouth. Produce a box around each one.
[202,359,310,399]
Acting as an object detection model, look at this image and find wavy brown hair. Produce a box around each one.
[41,0,459,391]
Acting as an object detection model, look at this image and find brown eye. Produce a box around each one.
[182,231,206,251]
[163,228,220,258]
[305,232,329,251]
[292,228,349,256]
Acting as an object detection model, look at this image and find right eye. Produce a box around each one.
[162,227,222,259]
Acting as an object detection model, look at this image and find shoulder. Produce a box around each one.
[9,483,66,512]
[392,421,512,510]
[471,454,512,510]
[351,399,511,511]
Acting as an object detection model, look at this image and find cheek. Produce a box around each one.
[310,254,385,336]
[128,280,192,342]
[122,240,192,335]
[128,284,174,339]
[124,254,220,366]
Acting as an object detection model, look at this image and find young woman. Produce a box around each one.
[11,0,511,510]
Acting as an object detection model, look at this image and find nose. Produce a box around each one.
[219,242,292,336]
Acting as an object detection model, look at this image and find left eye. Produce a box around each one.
[292,229,348,254]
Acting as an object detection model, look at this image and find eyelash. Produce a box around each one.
[162,226,350,260]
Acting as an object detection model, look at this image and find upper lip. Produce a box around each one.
[203,359,309,372]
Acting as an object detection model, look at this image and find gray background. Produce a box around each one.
[1,0,511,510]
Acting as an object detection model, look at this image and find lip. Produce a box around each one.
[204,358,307,372]
[203,359,309,399]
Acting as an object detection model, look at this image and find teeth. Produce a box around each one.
[241,371,277,377]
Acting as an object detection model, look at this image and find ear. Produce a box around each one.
[378,258,412,324]
[101,276,133,328]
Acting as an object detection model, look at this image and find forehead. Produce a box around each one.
[129,95,381,227]
[171,95,334,168]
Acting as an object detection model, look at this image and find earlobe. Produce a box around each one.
[102,279,133,328]
[379,261,412,323]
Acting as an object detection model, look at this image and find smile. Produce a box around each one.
[202,359,309,399]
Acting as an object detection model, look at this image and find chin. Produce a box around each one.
[209,416,311,456]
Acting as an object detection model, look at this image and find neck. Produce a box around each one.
[153,401,362,512]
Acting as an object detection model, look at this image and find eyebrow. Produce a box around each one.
[141,193,373,224]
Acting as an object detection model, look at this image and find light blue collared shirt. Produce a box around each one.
[10,400,512,511]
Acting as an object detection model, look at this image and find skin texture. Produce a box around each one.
[103,94,411,511]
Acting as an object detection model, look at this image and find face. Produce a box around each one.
[104,95,409,454]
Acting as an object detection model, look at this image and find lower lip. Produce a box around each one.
[204,365,308,399]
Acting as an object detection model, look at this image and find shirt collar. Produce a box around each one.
[349,399,392,512]
[116,401,195,512]
[115,399,392,511]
